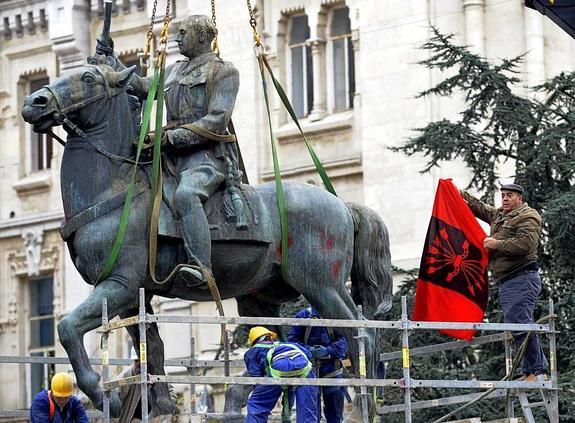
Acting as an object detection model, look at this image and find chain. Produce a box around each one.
[147,0,158,41]
[245,0,261,46]
[156,0,171,67]
[163,0,171,28]
[211,0,220,56]
[139,0,158,76]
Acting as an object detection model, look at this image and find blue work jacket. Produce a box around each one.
[30,390,88,423]
[244,341,312,377]
[286,308,348,377]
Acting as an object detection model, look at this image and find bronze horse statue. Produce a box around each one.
[21,59,393,417]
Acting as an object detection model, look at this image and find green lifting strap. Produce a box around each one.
[97,66,163,283]
[256,52,337,280]
[259,54,337,197]
[256,55,289,281]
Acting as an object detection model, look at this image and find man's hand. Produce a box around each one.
[483,237,500,250]
[310,346,330,359]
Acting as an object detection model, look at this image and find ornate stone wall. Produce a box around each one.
[0,0,574,412]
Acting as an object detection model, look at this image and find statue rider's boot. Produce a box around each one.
[179,266,206,288]
[178,245,213,289]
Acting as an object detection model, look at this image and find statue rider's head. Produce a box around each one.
[177,15,216,59]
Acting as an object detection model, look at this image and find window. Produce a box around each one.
[329,7,355,111]
[289,15,313,118]
[29,277,55,400]
[29,78,52,172]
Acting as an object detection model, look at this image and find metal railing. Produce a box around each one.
[99,289,559,423]
[1,287,559,423]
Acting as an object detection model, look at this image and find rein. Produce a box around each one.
[43,67,152,166]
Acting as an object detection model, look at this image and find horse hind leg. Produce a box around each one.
[57,276,138,417]
[121,303,179,418]
[223,293,283,420]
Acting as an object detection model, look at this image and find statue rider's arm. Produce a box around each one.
[95,35,154,100]
[166,62,239,149]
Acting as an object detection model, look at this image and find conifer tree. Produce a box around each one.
[383,27,575,422]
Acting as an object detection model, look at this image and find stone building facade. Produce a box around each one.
[0,0,573,415]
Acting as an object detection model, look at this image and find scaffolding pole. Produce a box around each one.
[400,296,412,423]
[139,288,149,423]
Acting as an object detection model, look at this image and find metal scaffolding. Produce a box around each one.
[99,289,559,423]
[1,288,560,422]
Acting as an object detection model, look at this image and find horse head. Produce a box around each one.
[21,59,136,138]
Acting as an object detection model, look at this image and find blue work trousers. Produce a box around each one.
[246,374,318,422]
[320,387,345,423]
[499,270,549,375]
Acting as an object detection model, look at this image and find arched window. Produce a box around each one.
[289,14,313,118]
[329,6,354,111]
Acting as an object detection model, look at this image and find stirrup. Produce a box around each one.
[179,265,207,288]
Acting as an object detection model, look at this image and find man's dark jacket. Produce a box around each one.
[462,191,542,281]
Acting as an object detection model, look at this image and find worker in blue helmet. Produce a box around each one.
[287,307,348,423]
[244,326,319,422]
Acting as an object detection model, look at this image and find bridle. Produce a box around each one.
[41,65,148,165]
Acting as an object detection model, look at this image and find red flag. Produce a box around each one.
[413,179,489,340]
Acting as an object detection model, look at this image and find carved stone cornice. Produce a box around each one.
[6,243,62,329]
[8,244,60,278]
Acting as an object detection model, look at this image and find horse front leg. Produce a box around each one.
[122,303,179,417]
[57,276,138,417]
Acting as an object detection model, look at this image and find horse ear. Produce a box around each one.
[109,65,137,88]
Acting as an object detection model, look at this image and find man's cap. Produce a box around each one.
[500,183,524,195]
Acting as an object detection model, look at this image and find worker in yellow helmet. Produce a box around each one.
[30,372,88,423]
[244,326,319,422]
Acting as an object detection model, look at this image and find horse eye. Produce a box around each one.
[82,73,95,84]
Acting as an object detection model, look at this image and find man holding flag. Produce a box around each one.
[461,183,548,381]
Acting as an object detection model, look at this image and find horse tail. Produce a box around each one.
[346,202,393,320]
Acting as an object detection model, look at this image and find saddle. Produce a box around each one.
[158,173,272,244]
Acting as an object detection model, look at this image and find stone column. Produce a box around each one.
[524,8,545,88]
[49,0,91,72]
[463,0,485,56]
[308,38,326,121]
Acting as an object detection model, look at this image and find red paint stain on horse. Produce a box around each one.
[331,259,343,280]
[276,237,293,258]
[319,232,334,252]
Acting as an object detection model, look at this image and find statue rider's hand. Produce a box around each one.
[166,128,207,150]
[96,34,114,56]
[144,131,169,149]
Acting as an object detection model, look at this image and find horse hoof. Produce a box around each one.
[150,397,179,417]
[109,391,122,418]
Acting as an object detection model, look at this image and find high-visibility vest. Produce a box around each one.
[47,391,55,421]
[253,342,312,378]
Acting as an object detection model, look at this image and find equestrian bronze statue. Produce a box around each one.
[21,14,393,419]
